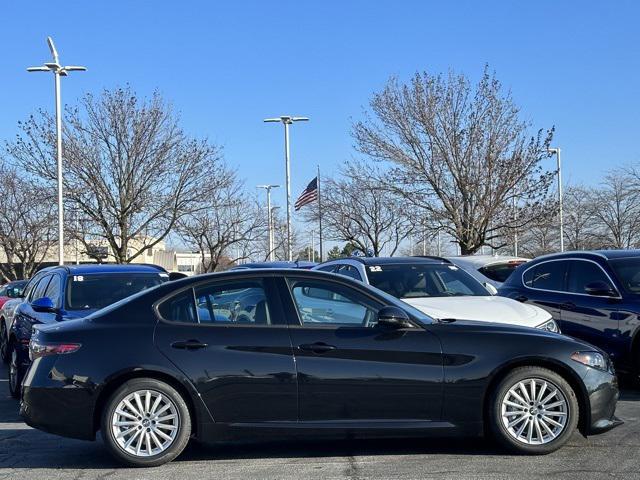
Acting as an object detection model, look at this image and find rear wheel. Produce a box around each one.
[8,343,22,399]
[488,366,579,454]
[101,378,191,467]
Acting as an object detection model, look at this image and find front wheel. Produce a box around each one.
[0,321,10,364]
[488,366,579,454]
[101,378,192,467]
[8,343,23,399]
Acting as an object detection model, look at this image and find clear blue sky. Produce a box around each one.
[2,0,639,215]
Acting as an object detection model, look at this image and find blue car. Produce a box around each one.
[9,264,169,398]
[498,250,640,376]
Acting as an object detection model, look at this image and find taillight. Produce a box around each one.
[29,341,81,361]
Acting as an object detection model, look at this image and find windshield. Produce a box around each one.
[609,258,640,295]
[366,263,489,299]
[65,273,166,310]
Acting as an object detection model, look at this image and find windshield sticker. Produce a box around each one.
[369,266,382,272]
[448,266,458,270]
[73,275,84,282]
[159,273,169,277]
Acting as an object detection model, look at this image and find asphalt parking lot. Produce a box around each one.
[0,368,638,480]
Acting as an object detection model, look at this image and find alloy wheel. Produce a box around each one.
[111,389,180,457]
[500,377,568,445]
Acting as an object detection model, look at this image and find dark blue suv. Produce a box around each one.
[9,264,169,397]
[499,250,640,375]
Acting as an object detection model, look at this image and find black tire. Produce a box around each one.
[488,366,579,454]
[8,342,22,399]
[0,321,9,364]
[101,378,192,467]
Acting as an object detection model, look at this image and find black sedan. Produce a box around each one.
[21,269,621,467]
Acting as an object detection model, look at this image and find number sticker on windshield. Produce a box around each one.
[369,266,382,272]
[73,275,84,282]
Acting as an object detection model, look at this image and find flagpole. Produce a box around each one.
[317,165,324,262]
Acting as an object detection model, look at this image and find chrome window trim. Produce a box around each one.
[521,258,622,299]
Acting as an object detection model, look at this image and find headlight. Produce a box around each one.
[536,319,560,333]
[571,351,612,373]
[4,305,17,318]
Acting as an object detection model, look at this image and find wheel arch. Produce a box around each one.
[483,357,590,435]
[92,369,202,438]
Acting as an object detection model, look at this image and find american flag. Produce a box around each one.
[294,177,318,211]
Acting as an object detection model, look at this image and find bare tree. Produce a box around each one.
[562,185,601,251]
[177,172,266,272]
[0,166,56,280]
[304,161,413,256]
[517,216,560,258]
[7,87,222,263]
[591,171,640,249]
[353,67,556,255]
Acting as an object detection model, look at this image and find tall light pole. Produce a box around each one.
[548,147,564,252]
[264,116,309,261]
[28,37,86,265]
[257,184,280,261]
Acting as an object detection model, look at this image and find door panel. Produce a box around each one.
[154,278,297,424]
[560,260,620,352]
[282,277,443,422]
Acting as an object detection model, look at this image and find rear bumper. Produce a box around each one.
[582,368,623,435]
[20,357,96,441]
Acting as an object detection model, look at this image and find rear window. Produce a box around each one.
[478,261,526,283]
[66,273,166,310]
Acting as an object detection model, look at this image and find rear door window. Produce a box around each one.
[194,281,272,325]
[158,289,198,323]
[523,261,567,292]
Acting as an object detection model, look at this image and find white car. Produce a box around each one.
[313,256,558,331]
[445,254,529,288]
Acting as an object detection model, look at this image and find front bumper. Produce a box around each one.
[582,367,623,435]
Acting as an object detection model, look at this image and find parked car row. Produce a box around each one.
[2,253,627,468]
[312,256,558,331]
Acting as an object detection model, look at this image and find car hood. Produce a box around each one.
[402,295,552,328]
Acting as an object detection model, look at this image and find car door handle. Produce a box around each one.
[298,342,337,354]
[561,302,576,311]
[515,295,528,303]
[171,340,208,350]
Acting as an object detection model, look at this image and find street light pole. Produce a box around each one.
[257,184,280,261]
[548,147,564,252]
[264,116,309,261]
[28,37,86,265]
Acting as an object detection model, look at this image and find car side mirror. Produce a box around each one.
[31,297,56,313]
[377,306,413,329]
[584,281,617,297]
[483,283,498,295]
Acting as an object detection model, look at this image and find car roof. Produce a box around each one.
[446,255,530,268]
[36,263,168,275]
[529,250,640,263]
[231,261,317,269]
[318,256,451,266]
